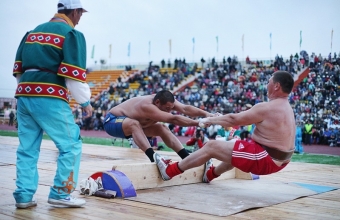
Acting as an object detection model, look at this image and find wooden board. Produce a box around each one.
[111,163,235,190]
[110,160,254,190]
[1,136,340,219]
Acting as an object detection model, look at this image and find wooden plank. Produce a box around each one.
[267,201,340,219]
[310,189,340,202]
[112,163,235,190]
[0,213,26,220]
[235,168,253,180]
[234,206,317,220]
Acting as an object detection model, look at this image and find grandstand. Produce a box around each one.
[69,60,307,109]
[67,54,339,138]
[68,66,202,107]
[68,69,139,107]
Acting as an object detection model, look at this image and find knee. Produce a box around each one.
[201,140,219,150]
[155,123,172,134]
[129,120,143,131]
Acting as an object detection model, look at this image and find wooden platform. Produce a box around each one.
[1,136,340,219]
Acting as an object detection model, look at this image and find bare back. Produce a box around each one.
[251,98,296,151]
[109,95,158,128]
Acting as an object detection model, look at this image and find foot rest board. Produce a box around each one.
[110,163,255,190]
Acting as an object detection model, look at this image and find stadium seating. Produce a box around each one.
[68,70,135,107]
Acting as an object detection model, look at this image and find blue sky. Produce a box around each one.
[0,0,339,98]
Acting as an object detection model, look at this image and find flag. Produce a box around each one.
[91,45,95,59]
[127,42,131,57]
[216,36,218,52]
[148,41,151,55]
[192,37,195,54]
[242,34,244,52]
[300,30,302,48]
[331,29,333,50]
[270,33,272,50]
[109,44,112,58]
[169,39,172,55]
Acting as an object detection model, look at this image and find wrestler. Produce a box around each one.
[154,71,296,181]
[103,90,214,162]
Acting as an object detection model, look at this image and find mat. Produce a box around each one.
[127,179,318,217]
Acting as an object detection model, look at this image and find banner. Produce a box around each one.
[109,44,112,58]
[169,39,172,55]
[216,36,218,52]
[148,41,151,55]
[91,45,95,59]
[300,30,302,48]
[127,42,131,57]
[331,29,333,50]
[192,37,195,54]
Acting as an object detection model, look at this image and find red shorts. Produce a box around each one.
[231,140,288,175]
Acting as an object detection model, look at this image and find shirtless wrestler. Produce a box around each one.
[154,71,296,181]
[103,90,214,162]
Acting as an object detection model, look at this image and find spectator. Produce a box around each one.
[295,122,303,153]
[186,128,209,152]
[9,111,15,126]
[304,120,313,145]
[322,128,332,145]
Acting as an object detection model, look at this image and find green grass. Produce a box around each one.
[0,129,131,147]
[291,153,340,165]
[1,130,339,165]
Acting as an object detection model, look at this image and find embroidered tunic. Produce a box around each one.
[13,16,87,103]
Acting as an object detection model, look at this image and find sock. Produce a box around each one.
[177,148,190,159]
[206,166,220,182]
[145,148,155,162]
[166,162,183,178]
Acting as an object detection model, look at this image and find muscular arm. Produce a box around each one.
[142,103,200,127]
[173,100,213,117]
[205,103,266,128]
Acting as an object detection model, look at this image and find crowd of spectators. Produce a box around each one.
[72,51,340,148]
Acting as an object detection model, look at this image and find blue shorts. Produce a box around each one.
[103,113,131,139]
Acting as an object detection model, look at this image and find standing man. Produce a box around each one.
[9,111,15,126]
[104,90,215,163]
[13,0,92,208]
[154,71,296,182]
[304,119,313,145]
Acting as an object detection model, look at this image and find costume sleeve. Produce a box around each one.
[61,29,90,106]
[65,78,91,107]
[57,30,87,83]
[13,32,30,77]
[16,74,22,85]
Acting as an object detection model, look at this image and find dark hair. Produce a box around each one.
[57,3,82,15]
[153,90,175,105]
[273,71,294,94]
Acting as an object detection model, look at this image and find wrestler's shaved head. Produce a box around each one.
[153,90,175,105]
[273,71,294,94]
